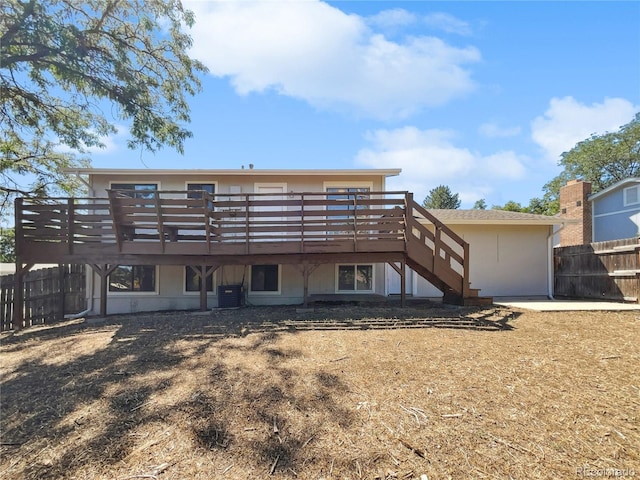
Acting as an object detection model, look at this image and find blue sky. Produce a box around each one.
[89,0,640,208]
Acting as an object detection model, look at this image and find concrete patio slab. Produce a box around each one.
[494,296,640,311]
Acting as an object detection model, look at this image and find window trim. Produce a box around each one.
[335,264,375,293]
[249,264,282,295]
[183,265,217,295]
[107,265,159,295]
[623,185,640,207]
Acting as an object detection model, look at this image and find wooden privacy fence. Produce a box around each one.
[0,264,86,331]
[554,237,640,302]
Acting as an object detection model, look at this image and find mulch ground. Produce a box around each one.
[1,302,638,479]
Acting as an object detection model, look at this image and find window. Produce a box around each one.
[326,186,371,234]
[187,183,215,209]
[109,265,156,292]
[624,185,640,206]
[185,266,215,292]
[327,187,371,216]
[111,183,157,199]
[250,265,280,293]
[337,264,373,292]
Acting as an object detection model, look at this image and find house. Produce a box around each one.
[13,167,567,320]
[590,178,640,242]
[558,178,640,245]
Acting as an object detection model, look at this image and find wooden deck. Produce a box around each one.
[13,190,488,323]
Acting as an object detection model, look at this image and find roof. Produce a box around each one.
[588,177,640,201]
[421,209,572,226]
[64,168,402,177]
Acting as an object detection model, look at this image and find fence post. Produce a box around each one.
[58,264,66,320]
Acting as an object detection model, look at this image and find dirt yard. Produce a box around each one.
[1,302,638,479]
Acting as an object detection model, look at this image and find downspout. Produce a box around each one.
[65,269,94,319]
[547,222,568,300]
[64,171,95,319]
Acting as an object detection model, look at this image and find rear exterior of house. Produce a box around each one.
[79,168,402,314]
[590,178,640,242]
[14,167,567,321]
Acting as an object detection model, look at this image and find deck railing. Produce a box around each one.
[15,190,470,297]
[18,191,408,249]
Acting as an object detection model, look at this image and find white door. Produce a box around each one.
[254,183,287,239]
[386,263,414,296]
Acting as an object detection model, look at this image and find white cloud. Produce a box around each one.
[479,122,521,138]
[186,1,480,119]
[424,12,472,36]
[531,96,639,161]
[55,125,126,155]
[367,9,416,29]
[355,126,528,202]
[483,151,527,179]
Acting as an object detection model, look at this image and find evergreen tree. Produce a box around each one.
[422,185,461,209]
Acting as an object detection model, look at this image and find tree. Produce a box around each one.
[0,0,207,214]
[422,185,461,209]
[473,198,487,210]
[492,200,524,212]
[0,228,15,262]
[525,196,555,216]
[491,197,556,215]
[542,113,640,214]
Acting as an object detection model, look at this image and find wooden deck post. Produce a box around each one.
[91,264,118,317]
[303,263,310,308]
[191,265,219,311]
[299,263,318,308]
[400,259,406,308]
[387,261,407,307]
[199,265,207,311]
[13,198,31,330]
[99,265,108,317]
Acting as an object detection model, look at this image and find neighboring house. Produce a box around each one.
[13,168,568,318]
[558,178,640,245]
[590,178,640,242]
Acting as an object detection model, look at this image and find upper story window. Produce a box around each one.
[326,187,371,215]
[111,183,157,199]
[624,185,640,206]
[187,183,215,209]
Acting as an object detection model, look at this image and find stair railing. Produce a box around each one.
[404,193,470,297]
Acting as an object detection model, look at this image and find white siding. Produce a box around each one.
[415,224,551,298]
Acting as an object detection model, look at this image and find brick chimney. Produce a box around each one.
[559,179,592,246]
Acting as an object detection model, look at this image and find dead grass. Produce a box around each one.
[1,302,638,479]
